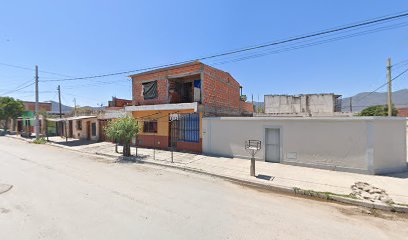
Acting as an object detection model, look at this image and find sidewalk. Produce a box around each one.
[7,135,408,211]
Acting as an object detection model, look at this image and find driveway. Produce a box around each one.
[0,137,407,240]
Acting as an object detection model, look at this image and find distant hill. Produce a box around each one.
[46,101,106,114]
[341,89,408,112]
[47,100,73,114]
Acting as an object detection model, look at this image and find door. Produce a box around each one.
[99,120,106,141]
[86,121,91,140]
[265,128,280,162]
[69,120,73,138]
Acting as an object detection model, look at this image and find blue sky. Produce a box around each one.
[1,0,408,106]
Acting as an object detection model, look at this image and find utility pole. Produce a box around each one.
[57,85,62,118]
[349,97,353,112]
[257,94,260,113]
[251,94,254,112]
[73,98,77,116]
[35,65,40,140]
[387,58,393,116]
[57,85,67,141]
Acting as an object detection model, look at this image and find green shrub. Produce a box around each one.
[33,137,47,144]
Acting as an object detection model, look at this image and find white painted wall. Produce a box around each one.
[264,94,337,115]
[202,117,407,174]
[71,118,99,141]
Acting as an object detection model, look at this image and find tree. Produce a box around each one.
[0,97,25,133]
[359,105,398,116]
[104,117,139,157]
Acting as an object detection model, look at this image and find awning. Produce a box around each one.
[65,116,97,121]
[46,116,97,122]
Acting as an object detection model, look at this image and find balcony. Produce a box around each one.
[168,74,201,104]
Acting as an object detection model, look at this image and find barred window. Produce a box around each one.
[143,121,157,133]
[174,113,200,143]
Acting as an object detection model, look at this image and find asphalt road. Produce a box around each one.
[0,137,407,240]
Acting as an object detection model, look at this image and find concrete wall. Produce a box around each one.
[264,94,338,115]
[202,117,407,174]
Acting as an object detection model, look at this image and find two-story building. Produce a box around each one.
[14,101,52,136]
[125,61,253,153]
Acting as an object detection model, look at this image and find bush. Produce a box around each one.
[104,117,139,157]
[33,137,47,144]
[359,105,398,116]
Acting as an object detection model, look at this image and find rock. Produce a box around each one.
[350,182,394,204]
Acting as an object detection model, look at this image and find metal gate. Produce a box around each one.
[170,113,200,148]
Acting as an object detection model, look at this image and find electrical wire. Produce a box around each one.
[0,81,35,96]
[41,10,408,82]
[0,62,73,77]
[353,67,408,104]
[210,21,408,66]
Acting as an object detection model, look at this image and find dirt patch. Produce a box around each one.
[337,206,408,220]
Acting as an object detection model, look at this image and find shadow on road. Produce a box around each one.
[50,139,97,147]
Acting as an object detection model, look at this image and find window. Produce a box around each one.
[142,81,158,100]
[178,113,200,142]
[77,120,82,130]
[143,121,157,133]
[170,113,200,143]
[91,123,96,136]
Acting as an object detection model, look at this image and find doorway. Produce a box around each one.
[86,121,91,140]
[68,120,73,138]
[265,128,281,162]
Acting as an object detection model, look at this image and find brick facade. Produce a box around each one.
[397,107,408,117]
[128,61,252,153]
[108,97,132,108]
[23,101,52,112]
[130,61,251,116]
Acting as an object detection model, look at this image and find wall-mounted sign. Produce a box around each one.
[169,114,180,121]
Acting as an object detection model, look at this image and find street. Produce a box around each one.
[0,137,407,240]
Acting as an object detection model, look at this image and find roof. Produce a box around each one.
[128,61,202,78]
[46,116,97,122]
[264,93,340,97]
[125,102,198,112]
[204,116,407,121]
[65,116,97,121]
[127,60,232,78]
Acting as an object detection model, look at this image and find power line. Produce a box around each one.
[210,21,408,66]
[0,77,35,96]
[0,82,35,96]
[354,67,408,104]
[41,10,408,82]
[0,62,73,77]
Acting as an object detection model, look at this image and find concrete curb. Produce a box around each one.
[97,153,408,213]
[5,135,408,213]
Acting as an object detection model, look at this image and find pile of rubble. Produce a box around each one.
[350,182,393,204]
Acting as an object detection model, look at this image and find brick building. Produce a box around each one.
[125,61,253,152]
[14,101,52,136]
[108,97,133,108]
[397,107,408,117]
